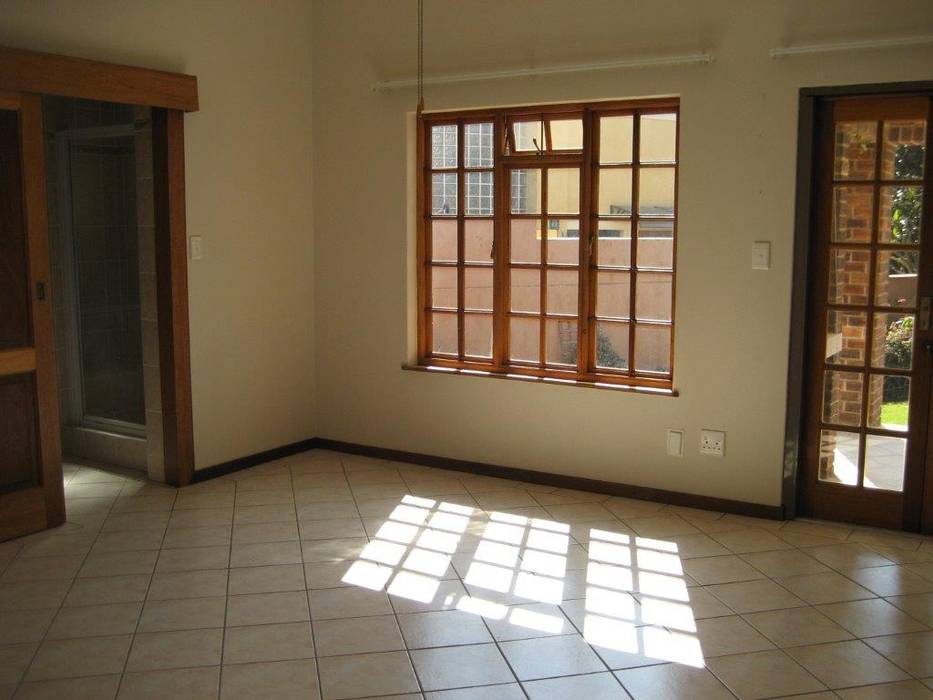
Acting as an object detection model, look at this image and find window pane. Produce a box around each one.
[510,219,541,264]
[431,267,457,309]
[881,120,925,180]
[546,269,578,315]
[545,219,579,265]
[464,267,493,311]
[867,374,909,432]
[875,250,918,308]
[511,169,541,214]
[865,435,906,492]
[595,321,629,370]
[834,122,876,180]
[465,123,493,168]
[510,316,539,362]
[599,115,633,164]
[465,172,493,216]
[828,247,870,306]
[826,310,867,366]
[547,168,579,215]
[596,271,630,319]
[431,124,457,168]
[634,325,671,373]
[819,429,860,486]
[550,119,582,150]
[635,273,673,321]
[872,313,914,370]
[638,168,675,216]
[878,185,923,245]
[514,121,543,152]
[637,221,673,269]
[464,220,493,263]
[597,221,631,267]
[639,113,677,163]
[464,314,492,358]
[431,312,457,355]
[431,220,457,262]
[432,173,457,215]
[545,318,577,366]
[598,169,632,215]
[821,370,863,427]
[831,186,873,243]
[510,268,540,313]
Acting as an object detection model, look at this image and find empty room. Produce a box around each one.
[1,1,933,698]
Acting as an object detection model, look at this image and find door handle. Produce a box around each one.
[920,296,931,332]
[35,282,46,301]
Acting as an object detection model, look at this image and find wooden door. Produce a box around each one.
[801,94,933,531]
[0,90,64,542]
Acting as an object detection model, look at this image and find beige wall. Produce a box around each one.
[0,0,316,469]
[312,0,933,506]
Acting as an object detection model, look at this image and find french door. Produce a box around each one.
[801,93,933,531]
[0,90,64,542]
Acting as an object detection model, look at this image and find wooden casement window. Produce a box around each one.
[417,99,679,391]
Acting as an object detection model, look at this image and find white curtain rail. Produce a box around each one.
[770,35,933,59]
[371,52,714,92]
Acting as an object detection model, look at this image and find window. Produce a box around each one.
[418,100,679,390]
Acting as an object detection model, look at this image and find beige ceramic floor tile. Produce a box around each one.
[886,592,933,627]
[318,651,419,699]
[787,640,911,689]
[221,659,319,700]
[314,614,404,656]
[118,666,220,700]
[743,606,854,647]
[138,596,226,632]
[308,586,393,619]
[694,615,775,656]
[739,549,831,578]
[817,598,927,637]
[15,674,122,700]
[398,609,493,647]
[522,672,629,699]
[146,569,228,600]
[46,602,142,639]
[226,590,310,627]
[500,634,607,680]
[864,631,933,678]
[126,628,223,672]
[64,574,151,607]
[411,643,514,691]
[26,635,133,681]
[423,684,525,699]
[682,556,765,585]
[776,571,877,605]
[835,680,933,699]
[615,663,735,700]
[706,649,826,699]
[0,608,55,645]
[847,565,933,597]
[706,579,806,614]
[223,622,315,665]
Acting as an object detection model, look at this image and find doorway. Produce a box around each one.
[796,90,933,531]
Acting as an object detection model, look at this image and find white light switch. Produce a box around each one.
[666,429,684,457]
[190,236,203,260]
[752,241,771,270]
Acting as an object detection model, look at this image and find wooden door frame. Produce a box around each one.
[784,80,933,532]
[0,45,199,487]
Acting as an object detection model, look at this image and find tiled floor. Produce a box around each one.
[1,452,933,699]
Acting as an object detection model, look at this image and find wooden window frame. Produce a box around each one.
[417,98,679,391]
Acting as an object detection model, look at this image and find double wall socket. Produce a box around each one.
[700,429,726,457]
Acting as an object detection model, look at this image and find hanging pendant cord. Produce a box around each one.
[417,0,424,115]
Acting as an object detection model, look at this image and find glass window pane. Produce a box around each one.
[637,221,673,269]
[881,120,925,180]
[635,273,673,322]
[547,168,579,215]
[550,119,582,150]
[464,220,493,263]
[634,325,671,373]
[510,268,540,313]
[597,221,631,267]
[510,316,539,362]
[431,312,457,355]
[639,113,677,163]
[595,321,629,370]
[826,310,867,366]
[545,219,579,265]
[872,313,914,370]
[510,219,541,264]
[465,172,493,216]
[546,269,578,316]
[596,271,630,319]
[821,370,863,427]
[511,169,541,214]
[599,115,633,164]
[430,267,457,309]
[834,122,876,180]
[431,124,457,168]
[828,247,870,306]
[432,173,457,215]
[819,429,860,486]
[464,314,492,358]
[545,318,577,366]
[514,121,543,152]
[598,169,632,216]
[878,185,923,245]
[638,168,675,216]
[865,435,906,492]
[464,267,493,311]
[465,123,493,168]
[832,185,873,243]
[431,220,457,262]
[875,250,918,308]
[867,375,909,432]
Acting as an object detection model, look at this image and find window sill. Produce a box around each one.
[401,363,679,397]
